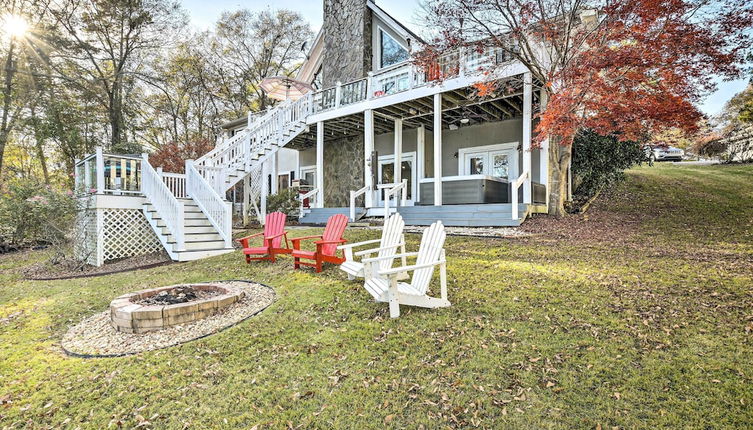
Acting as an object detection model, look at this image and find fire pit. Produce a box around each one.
[110,283,245,333]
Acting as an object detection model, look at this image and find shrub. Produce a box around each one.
[266,188,300,219]
[0,181,77,247]
[571,129,645,212]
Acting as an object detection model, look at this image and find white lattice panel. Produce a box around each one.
[74,208,98,266]
[101,209,162,262]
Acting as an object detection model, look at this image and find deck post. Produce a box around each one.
[523,72,532,205]
[416,125,425,203]
[433,93,443,206]
[316,121,324,208]
[539,89,549,208]
[242,175,250,226]
[364,109,375,208]
[394,118,403,205]
[95,146,105,194]
[270,151,278,195]
[260,159,268,225]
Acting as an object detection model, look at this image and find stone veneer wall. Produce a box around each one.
[322,0,372,86]
[323,135,365,207]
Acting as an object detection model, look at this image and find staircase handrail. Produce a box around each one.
[186,161,232,248]
[299,187,320,218]
[141,156,185,250]
[378,180,407,220]
[349,185,370,221]
[511,168,530,220]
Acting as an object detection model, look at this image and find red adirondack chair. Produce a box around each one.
[291,214,348,272]
[237,212,291,263]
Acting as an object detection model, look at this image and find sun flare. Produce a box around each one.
[2,13,29,39]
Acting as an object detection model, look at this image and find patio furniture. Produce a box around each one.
[237,212,290,263]
[362,221,449,318]
[338,213,406,280]
[291,214,348,272]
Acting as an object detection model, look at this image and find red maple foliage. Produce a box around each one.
[149,139,215,173]
[420,0,753,213]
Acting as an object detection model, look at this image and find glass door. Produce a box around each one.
[377,153,415,205]
[489,149,517,180]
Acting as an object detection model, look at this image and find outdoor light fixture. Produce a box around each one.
[460,117,470,124]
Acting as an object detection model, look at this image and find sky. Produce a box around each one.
[181,0,749,118]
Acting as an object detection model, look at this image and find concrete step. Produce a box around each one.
[172,247,234,262]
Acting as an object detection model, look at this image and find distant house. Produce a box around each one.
[73,0,555,265]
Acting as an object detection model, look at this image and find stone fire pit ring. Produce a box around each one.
[111,284,245,334]
[61,281,275,357]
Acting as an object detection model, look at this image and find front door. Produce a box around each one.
[377,153,416,206]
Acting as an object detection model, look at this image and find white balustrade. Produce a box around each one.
[142,156,185,250]
[511,168,530,220]
[161,172,187,198]
[186,161,232,248]
[298,187,319,218]
[349,185,370,221]
[378,180,407,220]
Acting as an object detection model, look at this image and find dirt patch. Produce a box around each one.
[23,252,172,280]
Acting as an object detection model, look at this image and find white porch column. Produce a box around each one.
[433,93,443,206]
[364,109,375,207]
[316,121,324,208]
[394,118,403,189]
[260,160,268,225]
[539,89,549,208]
[522,72,533,204]
[242,175,250,227]
[416,125,425,203]
[95,146,105,194]
[270,151,278,194]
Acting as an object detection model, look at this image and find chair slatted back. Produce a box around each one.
[321,214,349,256]
[376,213,406,272]
[411,221,446,295]
[264,212,287,248]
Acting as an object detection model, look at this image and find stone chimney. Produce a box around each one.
[321,0,373,87]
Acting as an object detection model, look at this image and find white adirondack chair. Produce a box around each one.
[338,213,406,280]
[362,221,449,318]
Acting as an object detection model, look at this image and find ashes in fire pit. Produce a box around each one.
[110,283,245,333]
[137,286,220,306]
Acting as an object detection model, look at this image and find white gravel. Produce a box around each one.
[61,281,275,357]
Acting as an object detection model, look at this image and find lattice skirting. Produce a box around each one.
[75,207,162,267]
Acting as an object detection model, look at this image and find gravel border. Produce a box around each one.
[61,281,275,358]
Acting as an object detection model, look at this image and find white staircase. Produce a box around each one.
[140,94,313,261]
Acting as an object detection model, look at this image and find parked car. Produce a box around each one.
[647,145,685,162]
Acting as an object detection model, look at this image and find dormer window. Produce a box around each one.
[380,28,409,68]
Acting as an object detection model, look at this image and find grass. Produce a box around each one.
[1,163,752,429]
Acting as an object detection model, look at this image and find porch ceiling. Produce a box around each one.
[287,76,542,151]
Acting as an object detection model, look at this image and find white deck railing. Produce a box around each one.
[74,147,142,196]
[511,169,530,220]
[142,156,185,250]
[161,172,186,198]
[349,185,370,221]
[186,161,232,248]
[378,180,408,220]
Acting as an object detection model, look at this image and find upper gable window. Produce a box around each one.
[380,29,409,68]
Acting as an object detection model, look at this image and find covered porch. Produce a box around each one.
[280,73,548,226]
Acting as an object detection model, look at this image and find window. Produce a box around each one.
[459,144,518,180]
[380,29,409,68]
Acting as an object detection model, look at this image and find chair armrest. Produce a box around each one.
[290,235,322,243]
[265,231,288,240]
[353,242,404,257]
[379,260,446,277]
[237,232,264,247]
[362,251,418,264]
[337,238,381,250]
[314,239,347,245]
[237,232,264,241]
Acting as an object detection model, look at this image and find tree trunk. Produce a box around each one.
[30,105,50,184]
[0,39,16,177]
[548,136,572,216]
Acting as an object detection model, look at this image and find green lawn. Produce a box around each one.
[1,163,752,429]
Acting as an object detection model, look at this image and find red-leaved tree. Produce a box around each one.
[421,0,753,215]
[149,139,215,173]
